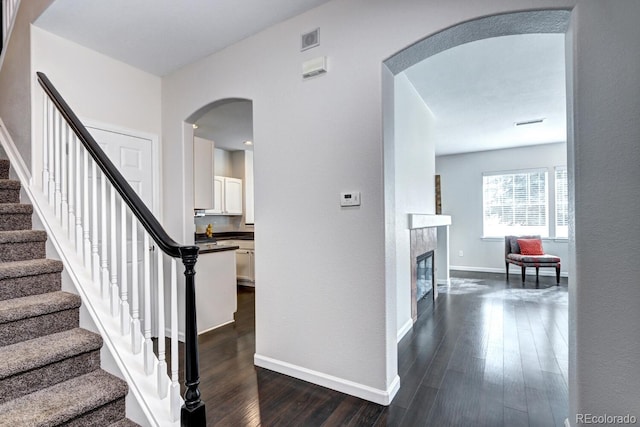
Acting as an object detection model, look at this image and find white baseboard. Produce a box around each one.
[437,278,450,286]
[397,318,413,342]
[450,265,569,278]
[254,354,400,406]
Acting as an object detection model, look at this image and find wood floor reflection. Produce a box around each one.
[172,272,568,426]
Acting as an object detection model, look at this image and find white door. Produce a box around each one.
[88,127,154,211]
[87,125,157,334]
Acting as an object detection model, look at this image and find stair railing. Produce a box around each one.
[36,72,205,426]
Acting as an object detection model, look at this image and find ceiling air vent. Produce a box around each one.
[515,118,545,126]
[301,28,320,51]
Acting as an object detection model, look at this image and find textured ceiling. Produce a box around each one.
[35,0,331,76]
[404,33,566,156]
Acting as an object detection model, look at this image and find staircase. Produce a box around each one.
[0,159,138,426]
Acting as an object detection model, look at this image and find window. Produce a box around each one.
[483,169,548,237]
[555,166,568,238]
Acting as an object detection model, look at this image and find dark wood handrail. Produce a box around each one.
[36,71,206,426]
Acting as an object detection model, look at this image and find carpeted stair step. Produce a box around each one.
[109,418,142,427]
[0,159,9,180]
[0,230,47,262]
[0,203,32,231]
[0,328,102,404]
[0,291,80,346]
[0,179,21,204]
[0,258,63,301]
[0,369,129,426]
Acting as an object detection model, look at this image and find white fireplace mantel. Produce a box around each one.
[408,214,452,229]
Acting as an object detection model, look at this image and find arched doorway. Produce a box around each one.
[381,10,573,421]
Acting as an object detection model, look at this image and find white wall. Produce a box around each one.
[158,0,640,413]
[436,142,570,276]
[0,0,53,171]
[569,1,640,421]
[393,73,436,337]
[30,26,162,189]
[161,0,584,404]
[213,148,232,177]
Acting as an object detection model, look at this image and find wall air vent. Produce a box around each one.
[301,28,320,51]
[515,118,546,126]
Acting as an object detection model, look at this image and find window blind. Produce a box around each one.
[482,169,548,237]
[555,167,568,238]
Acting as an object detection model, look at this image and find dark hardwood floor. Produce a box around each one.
[181,272,568,426]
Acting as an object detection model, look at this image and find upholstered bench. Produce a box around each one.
[505,235,561,284]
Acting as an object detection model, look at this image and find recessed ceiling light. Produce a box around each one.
[243,140,253,146]
[192,124,199,129]
[514,118,545,127]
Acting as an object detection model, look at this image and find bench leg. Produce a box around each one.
[535,266,540,282]
[556,265,561,285]
[506,262,509,280]
[521,266,526,283]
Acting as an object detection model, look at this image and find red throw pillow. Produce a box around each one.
[517,238,544,255]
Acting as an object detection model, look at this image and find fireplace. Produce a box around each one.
[416,250,434,316]
[409,226,437,321]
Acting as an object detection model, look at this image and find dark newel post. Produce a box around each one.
[180,246,206,426]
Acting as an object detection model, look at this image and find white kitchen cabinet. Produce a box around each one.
[224,239,255,285]
[208,176,242,215]
[236,249,254,282]
[193,137,214,209]
[224,177,243,215]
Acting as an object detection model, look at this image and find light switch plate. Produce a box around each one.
[340,191,361,207]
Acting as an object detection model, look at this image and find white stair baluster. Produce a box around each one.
[110,184,119,316]
[157,250,168,398]
[47,103,55,205]
[100,170,109,299]
[91,161,99,283]
[170,258,180,421]
[53,109,61,217]
[82,147,91,267]
[67,129,76,243]
[60,124,68,229]
[74,135,83,254]
[143,233,154,374]
[131,219,142,353]
[42,97,50,195]
[120,201,130,335]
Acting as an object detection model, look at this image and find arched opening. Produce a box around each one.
[182,97,256,340]
[381,10,572,421]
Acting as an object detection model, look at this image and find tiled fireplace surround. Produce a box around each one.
[408,214,451,322]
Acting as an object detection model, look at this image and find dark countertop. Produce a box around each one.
[197,242,240,254]
[195,231,254,244]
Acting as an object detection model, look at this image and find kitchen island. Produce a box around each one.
[193,241,239,334]
[197,231,255,286]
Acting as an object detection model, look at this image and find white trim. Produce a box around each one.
[397,318,413,342]
[254,354,400,406]
[437,278,451,286]
[81,118,162,220]
[166,318,236,342]
[0,119,30,184]
[450,264,569,278]
[564,418,571,427]
[0,118,175,426]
